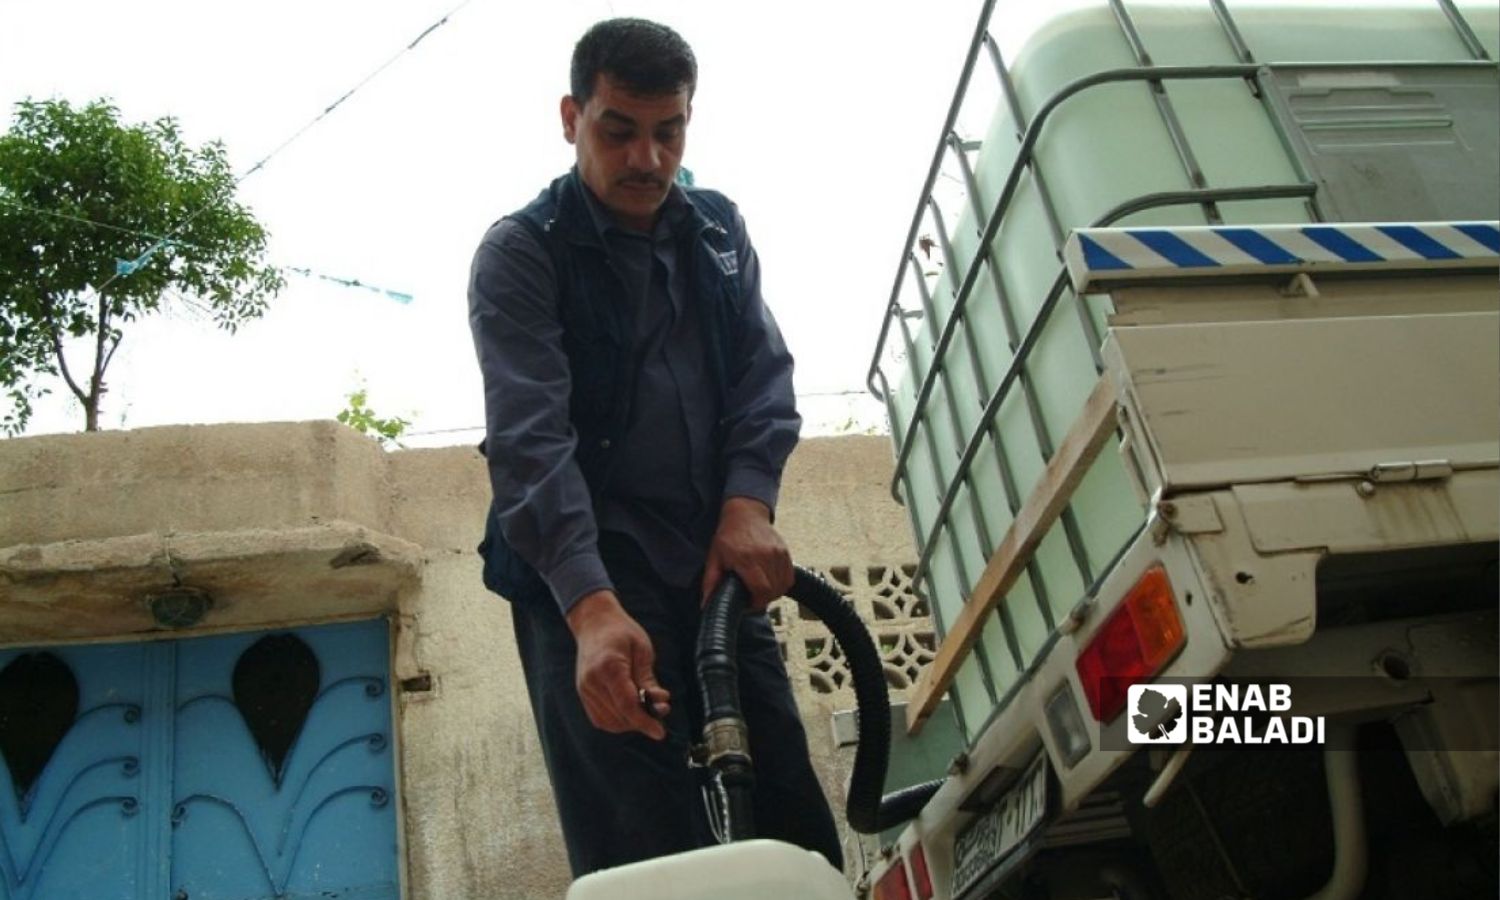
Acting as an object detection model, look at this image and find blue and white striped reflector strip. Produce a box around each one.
[1064,221,1500,292]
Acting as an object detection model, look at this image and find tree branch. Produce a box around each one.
[89,291,110,428]
[101,331,123,373]
[93,291,108,390]
[43,299,88,406]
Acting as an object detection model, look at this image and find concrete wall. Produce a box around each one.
[0,423,922,899]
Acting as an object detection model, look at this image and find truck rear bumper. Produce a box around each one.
[893,467,1498,896]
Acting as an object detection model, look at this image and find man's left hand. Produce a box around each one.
[701,496,793,612]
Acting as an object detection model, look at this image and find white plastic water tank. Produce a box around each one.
[877,0,1500,741]
[564,840,855,900]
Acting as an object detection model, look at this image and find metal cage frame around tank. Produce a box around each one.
[865,0,1496,737]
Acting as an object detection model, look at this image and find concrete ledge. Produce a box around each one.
[0,420,392,547]
[0,521,422,647]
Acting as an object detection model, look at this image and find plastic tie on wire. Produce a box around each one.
[287,265,413,304]
[115,240,172,276]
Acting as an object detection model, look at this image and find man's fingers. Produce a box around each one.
[700,556,723,606]
[577,662,632,733]
[628,640,669,738]
[706,498,793,608]
[765,568,792,609]
[569,596,668,739]
[579,690,627,733]
[604,675,665,739]
[740,566,773,609]
[639,684,672,720]
[579,676,665,738]
[740,556,794,611]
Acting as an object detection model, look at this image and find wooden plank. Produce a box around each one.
[907,376,1121,734]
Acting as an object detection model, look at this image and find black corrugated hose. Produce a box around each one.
[696,572,757,841]
[696,566,945,839]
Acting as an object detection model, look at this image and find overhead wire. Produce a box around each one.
[798,389,875,398]
[0,196,175,242]
[403,391,882,438]
[2,196,413,302]
[92,0,478,295]
[284,266,413,303]
[234,0,475,185]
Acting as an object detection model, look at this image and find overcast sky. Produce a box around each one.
[1,0,982,444]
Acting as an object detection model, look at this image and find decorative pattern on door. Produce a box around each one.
[0,645,144,900]
[0,618,398,900]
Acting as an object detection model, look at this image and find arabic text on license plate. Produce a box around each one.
[952,756,1047,898]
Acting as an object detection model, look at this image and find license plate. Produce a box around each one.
[952,754,1049,898]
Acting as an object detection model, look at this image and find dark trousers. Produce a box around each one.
[510,535,843,877]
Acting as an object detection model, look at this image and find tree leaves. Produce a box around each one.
[0,97,285,433]
[336,389,410,449]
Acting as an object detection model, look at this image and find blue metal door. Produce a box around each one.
[0,619,399,900]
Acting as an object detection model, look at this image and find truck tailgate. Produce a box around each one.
[1105,310,1499,493]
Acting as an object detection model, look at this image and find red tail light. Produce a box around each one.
[909,841,933,900]
[1075,565,1185,721]
[873,857,912,900]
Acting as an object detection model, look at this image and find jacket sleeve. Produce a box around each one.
[717,202,802,516]
[467,218,613,613]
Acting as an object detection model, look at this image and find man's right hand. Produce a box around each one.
[564,590,671,740]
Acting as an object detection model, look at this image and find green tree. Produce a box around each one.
[0,98,283,434]
[336,388,410,449]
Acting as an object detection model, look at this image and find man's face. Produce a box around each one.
[561,74,690,231]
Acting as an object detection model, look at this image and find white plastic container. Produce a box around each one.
[564,840,853,900]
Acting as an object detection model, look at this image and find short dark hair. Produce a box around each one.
[570,18,697,106]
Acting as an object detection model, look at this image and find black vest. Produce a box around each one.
[478,171,745,604]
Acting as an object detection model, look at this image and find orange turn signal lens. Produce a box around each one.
[1125,566,1185,669]
[1075,564,1185,721]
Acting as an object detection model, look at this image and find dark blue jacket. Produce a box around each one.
[476,171,756,606]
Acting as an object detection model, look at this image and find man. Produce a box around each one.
[467,17,842,878]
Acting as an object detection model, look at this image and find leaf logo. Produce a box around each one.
[1127,684,1188,744]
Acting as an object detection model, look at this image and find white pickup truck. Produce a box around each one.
[858,1,1499,898]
